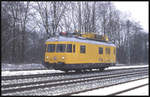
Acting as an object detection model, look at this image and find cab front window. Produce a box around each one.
[47,44,55,52]
[56,44,66,52]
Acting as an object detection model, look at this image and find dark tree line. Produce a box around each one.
[1,1,148,64]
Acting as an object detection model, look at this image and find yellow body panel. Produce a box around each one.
[82,33,95,39]
[45,41,116,64]
[82,33,109,42]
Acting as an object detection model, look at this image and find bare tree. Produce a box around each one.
[2,1,148,65]
[34,1,69,38]
[20,2,30,62]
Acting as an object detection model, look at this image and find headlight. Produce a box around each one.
[62,56,65,59]
[46,56,49,59]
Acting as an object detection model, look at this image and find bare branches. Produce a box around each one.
[1,1,148,64]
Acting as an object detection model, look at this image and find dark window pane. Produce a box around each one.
[99,47,103,54]
[47,44,55,52]
[108,48,110,54]
[106,48,110,54]
[67,44,72,52]
[80,45,86,53]
[73,45,75,53]
[56,44,66,52]
[106,48,108,54]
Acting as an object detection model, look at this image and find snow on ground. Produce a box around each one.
[1,63,45,71]
[1,63,149,95]
[2,70,64,76]
[1,63,65,76]
[118,85,149,96]
[73,78,149,96]
[106,64,148,70]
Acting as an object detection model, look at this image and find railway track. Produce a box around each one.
[1,67,148,96]
[108,83,148,96]
[2,67,147,80]
[2,67,147,86]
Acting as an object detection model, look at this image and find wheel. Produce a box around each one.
[99,68,105,71]
[63,70,69,73]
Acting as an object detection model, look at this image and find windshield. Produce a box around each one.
[56,44,66,52]
[47,44,55,52]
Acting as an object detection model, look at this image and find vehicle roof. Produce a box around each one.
[46,36,116,47]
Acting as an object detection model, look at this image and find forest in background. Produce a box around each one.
[1,1,149,64]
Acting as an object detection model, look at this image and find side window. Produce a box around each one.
[47,44,55,52]
[99,47,103,54]
[106,48,110,55]
[105,48,107,54]
[80,45,86,53]
[108,48,110,54]
[67,44,72,52]
[73,45,75,53]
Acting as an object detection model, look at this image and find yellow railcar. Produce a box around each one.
[43,34,116,71]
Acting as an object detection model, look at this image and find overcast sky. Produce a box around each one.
[112,1,148,33]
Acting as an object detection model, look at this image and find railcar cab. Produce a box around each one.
[43,32,76,69]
